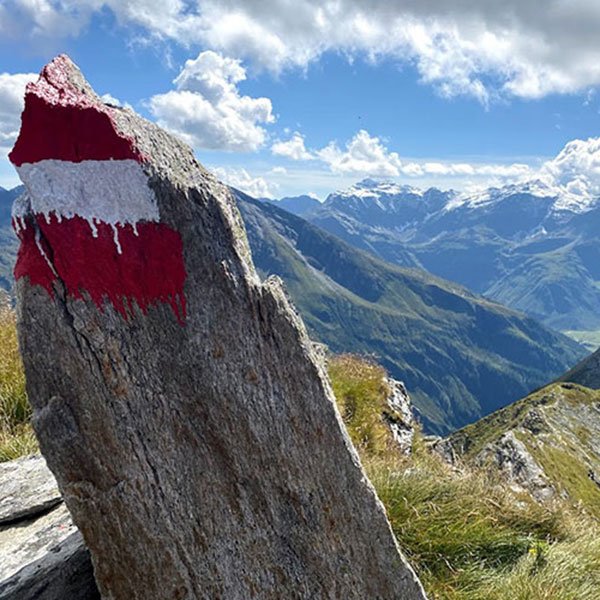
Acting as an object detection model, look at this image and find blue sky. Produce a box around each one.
[2,1,600,200]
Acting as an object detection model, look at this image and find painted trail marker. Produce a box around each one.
[12,56,426,599]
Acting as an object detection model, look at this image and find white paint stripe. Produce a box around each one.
[15,159,159,228]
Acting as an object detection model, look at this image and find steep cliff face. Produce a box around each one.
[11,56,425,599]
[446,383,600,515]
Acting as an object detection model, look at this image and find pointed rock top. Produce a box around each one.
[9,54,144,166]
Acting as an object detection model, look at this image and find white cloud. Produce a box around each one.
[313,129,531,180]
[270,166,288,175]
[100,92,121,106]
[271,132,313,160]
[149,51,274,152]
[0,71,37,157]
[539,137,600,205]
[316,130,402,177]
[7,1,600,101]
[212,166,277,198]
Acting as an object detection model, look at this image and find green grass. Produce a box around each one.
[527,441,600,520]
[0,301,37,461]
[328,354,399,456]
[328,355,600,599]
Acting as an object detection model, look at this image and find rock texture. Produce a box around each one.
[10,56,425,599]
[0,455,61,524]
[476,432,555,502]
[0,456,98,600]
[384,378,415,454]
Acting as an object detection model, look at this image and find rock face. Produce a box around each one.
[476,432,555,502]
[10,56,425,599]
[0,456,98,600]
[0,455,61,524]
[384,378,415,454]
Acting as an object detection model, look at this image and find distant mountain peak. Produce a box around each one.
[336,179,426,200]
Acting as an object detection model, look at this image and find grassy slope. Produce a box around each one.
[238,193,585,434]
[329,355,600,600]
[448,382,600,518]
[0,300,37,461]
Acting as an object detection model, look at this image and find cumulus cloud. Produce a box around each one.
[539,137,600,204]
[317,130,402,177]
[149,51,274,152]
[6,1,600,101]
[211,166,277,198]
[311,129,531,180]
[271,132,314,160]
[100,92,122,106]
[270,166,288,175]
[0,71,37,156]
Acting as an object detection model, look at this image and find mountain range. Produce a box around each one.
[301,178,600,334]
[237,191,583,434]
[0,184,587,434]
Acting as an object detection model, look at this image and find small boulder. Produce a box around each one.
[0,456,98,600]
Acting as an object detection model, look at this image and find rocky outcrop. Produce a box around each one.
[0,456,98,600]
[475,432,555,502]
[384,378,415,454]
[10,56,425,599]
[444,383,600,512]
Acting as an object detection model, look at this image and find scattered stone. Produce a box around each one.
[0,455,61,525]
[11,56,426,599]
[588,469,600,488]
[0,456,98,600]
[429,437,460,466]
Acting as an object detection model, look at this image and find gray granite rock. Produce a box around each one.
[476,431,555,502]
[12,56,426,599]
[0,457,98,600]
[384,378,415,454]
[0,455,61,525]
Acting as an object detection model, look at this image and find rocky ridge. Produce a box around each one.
[445,382,600,513]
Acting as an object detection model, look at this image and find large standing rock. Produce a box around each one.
[10,55,426,599]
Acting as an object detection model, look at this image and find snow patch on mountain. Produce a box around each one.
[337,178,424,200]
[330,175,599,216]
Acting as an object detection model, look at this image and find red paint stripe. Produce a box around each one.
[9,56,144,166]
[13,219,56,295]
[14,215,187,324]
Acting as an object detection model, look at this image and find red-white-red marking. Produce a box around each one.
[10,55,187,324]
